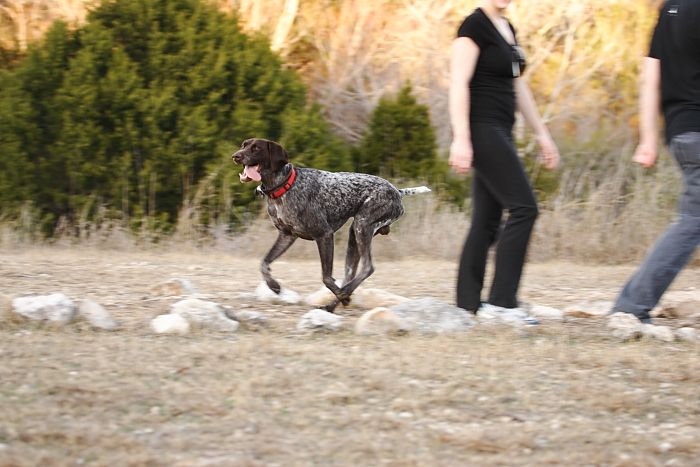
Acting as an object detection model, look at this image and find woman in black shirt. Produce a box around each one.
[449,0,559,321]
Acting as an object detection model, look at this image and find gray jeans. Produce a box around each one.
[614,131,700,320]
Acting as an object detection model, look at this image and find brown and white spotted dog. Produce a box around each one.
[232,138,430,313]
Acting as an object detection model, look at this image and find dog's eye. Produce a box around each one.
[251,145,258,152]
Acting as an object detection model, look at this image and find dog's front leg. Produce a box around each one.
[315,234,348,312]
[261,232,297,294]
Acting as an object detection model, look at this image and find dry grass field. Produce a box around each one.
[1,246,699,466]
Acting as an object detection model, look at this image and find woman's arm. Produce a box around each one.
[515,78,560,169]
[448,37,479,174]
[632,57,661,168]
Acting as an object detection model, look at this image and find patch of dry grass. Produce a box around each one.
[1,248,699,466]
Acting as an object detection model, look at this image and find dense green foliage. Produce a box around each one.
[357,85,437,178]
[0,0,311,232]
[0,0,457,235]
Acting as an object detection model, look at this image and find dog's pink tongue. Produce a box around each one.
[243,165,261,182]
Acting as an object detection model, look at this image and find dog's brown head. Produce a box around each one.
[232,138,289,183]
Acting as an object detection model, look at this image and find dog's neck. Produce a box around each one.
[260,163,293,195]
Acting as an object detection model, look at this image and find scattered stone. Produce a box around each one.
[528,304,564,320]
[151,313,190,334]
[654,300,700,320]
[304,282,342,307]
[78,299,120,331]
[564,301,612,319]
[352,288,409,309]
[389,298,474,334]
[228,309,268,330]
[607,312,642,341]
[675,327,699,343]
[641,324,675,342]
[296,309,344,333]
[658,441,674,453]
[355,307,410,335]
[171,298,239,332]
[255,282,301,305]
[149,278,197,297]
[12,293,76,324]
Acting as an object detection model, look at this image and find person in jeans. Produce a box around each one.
[613,0,700,323]
[448,0,559,322]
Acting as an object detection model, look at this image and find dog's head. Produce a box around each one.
[232,138,289,183]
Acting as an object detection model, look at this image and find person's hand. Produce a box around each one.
[632,141,658,168]
[449,136,473,174]
[537,132,560,170]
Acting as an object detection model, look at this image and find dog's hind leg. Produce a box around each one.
[342,221,388,294]
[339,198,403,299]
[343,225,360,286]
[337,222,376,299]
[261,232,297,294]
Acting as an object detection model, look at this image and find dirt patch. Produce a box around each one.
[1,247,699,466]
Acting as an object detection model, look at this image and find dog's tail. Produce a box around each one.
[398,186,431,197]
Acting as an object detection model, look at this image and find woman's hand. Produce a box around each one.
[632,141,658,168]
[536,132,560,170]
[449,135,473,174]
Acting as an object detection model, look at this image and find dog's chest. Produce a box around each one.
[267,202,315,240]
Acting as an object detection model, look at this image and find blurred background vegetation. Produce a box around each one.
[0,0,682,263]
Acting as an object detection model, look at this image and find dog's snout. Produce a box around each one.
[232,150,242,164]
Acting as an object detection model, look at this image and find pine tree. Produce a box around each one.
[357,84,438,179]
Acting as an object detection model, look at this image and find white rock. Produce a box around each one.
[641,324,675,342]
[658,441,674,453]
[654,300,700,319]
[355,307,410,335]
[12,293,76,324]
[675,327,698,343]
[564,301,613,319]
[304,283,340,307]
[230,310,268,329]
[255,282,301,305]
[352,288,409,309]
[171,298,239,332]
[390,298,474,334]
[529,305,564,320]
[297,309,344,333]
[149,278,197,297]
[607,312,642,341]
[78,299,120,331]
[151,313,190,334]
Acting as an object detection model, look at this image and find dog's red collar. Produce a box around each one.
[265,166,297,200]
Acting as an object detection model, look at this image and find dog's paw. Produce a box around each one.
[268,281,282,295]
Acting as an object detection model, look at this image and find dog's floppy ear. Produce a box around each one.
[266,141,289,172]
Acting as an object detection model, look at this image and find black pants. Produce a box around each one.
[456,123,539,312]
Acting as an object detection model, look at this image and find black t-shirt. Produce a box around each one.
[649,0,700,142]
[457,8,526,128]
